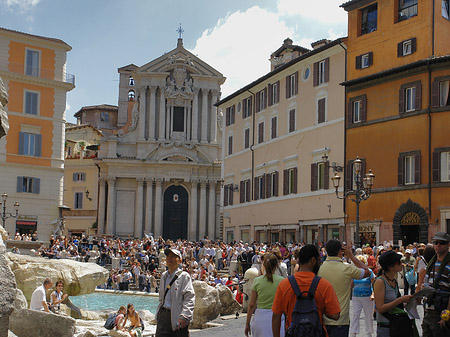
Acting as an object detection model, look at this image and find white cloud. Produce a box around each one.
[2,0,40,12]
[191,4,347,99]
[191,6,295,98]
[66,102,71,112]
[277,0,348,24]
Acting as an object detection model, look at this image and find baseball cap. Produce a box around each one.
[164,247,182,259]
[431,232,450,243]
[379,250,402,270]
[405,249,412,254]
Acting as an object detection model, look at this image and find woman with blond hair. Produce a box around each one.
[245,253,284,337]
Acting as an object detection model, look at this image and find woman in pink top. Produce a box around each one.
[110,306,131,337]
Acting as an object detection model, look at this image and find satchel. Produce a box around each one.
[382,308,414,337]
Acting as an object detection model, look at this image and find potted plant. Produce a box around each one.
[78,141,86,150]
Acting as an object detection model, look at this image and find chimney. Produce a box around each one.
[311,39,331,50]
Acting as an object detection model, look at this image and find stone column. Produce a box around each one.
[154,179,163,238]
[158,88,165,140]
[201,89,208,143]
[149,86,156,140]
[106,177,116,235]
[199,181,207,239]
[210,90,218,143]
[134,178,144,238]
[189,180,198,240]
[138,88,146,140]
[208,181,216,239]
[192,89,199,142]
[97,178,106,234]
[166,104,171,140]
[186,102,191,140]
[145,178,153,235]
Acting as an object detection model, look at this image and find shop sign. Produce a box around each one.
[17,215,38,220]
[401,212,420,225]
[359,225,374,232]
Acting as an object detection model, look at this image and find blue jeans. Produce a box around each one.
[326,325,349,337]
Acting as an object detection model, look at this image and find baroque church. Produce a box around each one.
[96,38,225,240]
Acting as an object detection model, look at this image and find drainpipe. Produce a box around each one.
[246,89,256,201]
[95,162,101,234]
[427,61,432,228]
[339,41,348,242]
[432,0,436,57]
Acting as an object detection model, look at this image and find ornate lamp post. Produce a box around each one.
[0,192,19,229]
[325,156,375,248]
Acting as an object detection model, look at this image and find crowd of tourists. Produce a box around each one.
[22,231,450,337]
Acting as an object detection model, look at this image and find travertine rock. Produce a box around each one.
[191,281,220,329]
[7,253,108,302]
[9,308,76,337]
[0,236,16,337]
[13,289,27,310]
[0,225,7,242]
[216,284,242,315]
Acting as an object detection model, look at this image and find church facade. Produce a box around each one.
[96,38,225,240]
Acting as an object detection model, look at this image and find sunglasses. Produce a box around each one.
[433,240,449,245]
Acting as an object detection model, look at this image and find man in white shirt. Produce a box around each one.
[30,278,53,312]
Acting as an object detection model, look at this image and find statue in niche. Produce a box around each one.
[217,109,223,132]
[184,78,193,93]
[128,96,140,131]
[165,77,176,96]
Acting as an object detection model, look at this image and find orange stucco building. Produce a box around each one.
[341,0,450,245]
[0,28,74,239]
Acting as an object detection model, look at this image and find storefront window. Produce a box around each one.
[259,231,267,243]
[327,226,340,240]
[226,231,234,243]
[307,226,318,244]
[271,232,279,243]
[285,230,296,243]
[241,230,249,243]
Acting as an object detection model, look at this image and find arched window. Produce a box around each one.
[129,76,135,86]
[128,90,135,101]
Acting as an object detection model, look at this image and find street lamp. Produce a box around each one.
[326,156,375,248]
[0,192,20,228]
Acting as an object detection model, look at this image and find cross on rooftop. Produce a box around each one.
[177,23,184,39]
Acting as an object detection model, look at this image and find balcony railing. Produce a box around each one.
[2,62,75,85]
[399,3,418,22]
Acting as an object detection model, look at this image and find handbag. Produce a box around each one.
[382,308,413,337]
[405,268,417,286]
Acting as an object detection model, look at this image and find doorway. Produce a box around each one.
[400,225,420,246]
[163,185,188,240]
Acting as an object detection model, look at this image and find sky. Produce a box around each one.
[0,0,348,124]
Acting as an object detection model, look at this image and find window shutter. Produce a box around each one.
[224,186,228,206]
[361,158,366,177]
[244,129,249,149]
[293,167,298,193]
[286,76,290,98]
[231,105,235,124]
[313,62,319,87]
[82,173,86,181]
[246,179,251,202]
[324,58,330,83]
[34,178,40,194]
[261,174,266,199]
[271,117,277,139]
[431,81,440,108]
[265,174,271,198]
[414,153,421,184]
[18,132,25,155]
[311,163,318,191]
[35,134,42,157]
[228,136,232,155]
[283,169,288,195]
[73,173,77,181]
[240,181,245,203]
[432,151,440,183]
[268,84,273,106]
[397,41,403,57]
[274,171,279,196]
[276,81,280,104]
[368,52,373,66]
[324,161,330,189]
[411,38,417,53]
[25,92,31,113]
[225,108,230,126]
[398,156,404,186]
[242,99,246,119]
[415,82,422,111]
[399,88,405,113]
[230,185,234,205]
[249,96,252,116]
[356,55,361,70]
[17,176,22,192]
[263,87,267,109]
[347,100,353,125]
[318,98,326,123]
[361,95,367,122]
[256,92,260,112]
[258,123,264,143]
[289,109,295,132]
[294,71,299,95]
[345,162,353,191]
[254,177,259,200]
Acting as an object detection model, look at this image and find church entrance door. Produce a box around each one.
[163,185,188,240]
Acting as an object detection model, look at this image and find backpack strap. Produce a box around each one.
[287,275,302,298]
[308,275,321,298]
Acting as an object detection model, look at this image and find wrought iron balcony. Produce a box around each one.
[1,62,75,85]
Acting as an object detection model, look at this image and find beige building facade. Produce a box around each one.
[218,38,346,244]
[96,38,225,240]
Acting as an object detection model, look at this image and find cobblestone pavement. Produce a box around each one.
[191,299,425,337]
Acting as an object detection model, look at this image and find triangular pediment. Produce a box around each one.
[137,41,224,79]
